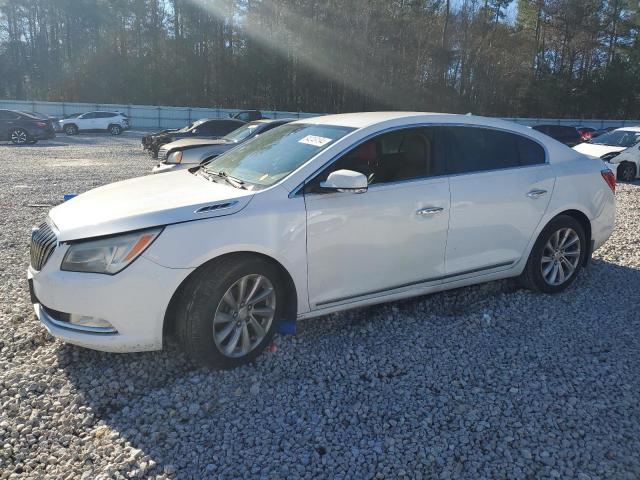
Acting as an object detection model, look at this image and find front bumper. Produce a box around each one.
[28,249,194,353]
[151,162,191,174]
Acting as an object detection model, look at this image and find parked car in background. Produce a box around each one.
[0,109,56,144]
[152,118,294,173]
[231,110,264,122]
[28,112,615,368]
[532,124,582,147]
[592,126,618,138]
[142,118,245,158]
[576,127,597,142]
[573,127,640,181]
[59,111,130,136]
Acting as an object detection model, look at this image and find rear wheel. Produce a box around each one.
[617,162,636,182]
[109,124,122,135]
[10,128,28,145]
[64,124,78,135]
[176,256,285,368]
[520,215,586,293]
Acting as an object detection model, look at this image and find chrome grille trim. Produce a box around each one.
[30,222,58,271]
[158,146,169,159]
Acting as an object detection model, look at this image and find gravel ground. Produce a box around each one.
[1,134,640,480]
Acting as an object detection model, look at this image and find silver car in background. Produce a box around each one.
[152,118,294,173]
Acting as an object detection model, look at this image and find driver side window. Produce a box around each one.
[305,127,444,193]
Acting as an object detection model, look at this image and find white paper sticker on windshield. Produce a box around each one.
[299,135,332,147]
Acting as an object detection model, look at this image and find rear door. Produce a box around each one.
[443,126,555,276]
[96,112,115,129]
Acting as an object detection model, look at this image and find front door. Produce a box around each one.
[304,127,451,308]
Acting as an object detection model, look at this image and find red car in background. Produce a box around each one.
[576,127,597,142]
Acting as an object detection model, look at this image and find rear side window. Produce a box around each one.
[443,126,545,174]
[517,137,546,166]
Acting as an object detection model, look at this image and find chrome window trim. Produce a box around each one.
[289,122,550,198]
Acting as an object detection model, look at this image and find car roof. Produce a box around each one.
[292,112,443,128]
[198,118,244,123]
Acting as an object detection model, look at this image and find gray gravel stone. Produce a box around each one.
[1,134,640,479]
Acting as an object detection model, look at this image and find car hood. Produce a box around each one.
[49,170,254,242]
[573,143,626,157]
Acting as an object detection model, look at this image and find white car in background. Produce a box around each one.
[59,111,130,136]
[573,127,640,181]
[28,112,615,368]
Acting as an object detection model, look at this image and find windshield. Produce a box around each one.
[223,122,263,143]
[589,130,640,148]
[178,121,198,133]
[204,123,353,188]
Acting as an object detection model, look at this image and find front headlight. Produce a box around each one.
[167,151,183,164]
[61,228,162,274]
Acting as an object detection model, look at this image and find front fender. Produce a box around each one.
[142,186,310,314]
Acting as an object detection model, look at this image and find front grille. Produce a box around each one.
[158,146,169,159]
[30,222,57,271]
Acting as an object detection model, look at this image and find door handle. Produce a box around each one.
[527,189,547,199]
[417,207,444,216]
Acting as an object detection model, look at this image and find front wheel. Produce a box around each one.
[109,124,122,135]
[10,128,28,145]
[520,215,586,293]
[176,256,285,368]
[64,124,78,135]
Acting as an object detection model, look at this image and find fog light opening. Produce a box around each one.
[69,314,114,330]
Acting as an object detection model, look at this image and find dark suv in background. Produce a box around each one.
[0,109,56,144]
[531,124,582,147]
[142,118,245,158]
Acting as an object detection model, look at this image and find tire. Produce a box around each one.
[519,215,587,293]
[10,128,29,145]
[109,124,122,135]
[617,162,636,182]
[176,256,285,368]
[64,124,78,135]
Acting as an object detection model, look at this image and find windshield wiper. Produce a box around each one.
[207,170,249,190]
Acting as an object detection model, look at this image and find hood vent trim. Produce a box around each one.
[195,201,239,214]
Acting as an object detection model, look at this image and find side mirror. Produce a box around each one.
[320,169,368,193]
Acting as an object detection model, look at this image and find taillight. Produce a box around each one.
[35,121,48,128]
[601,169,616,193]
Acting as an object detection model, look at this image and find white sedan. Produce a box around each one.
[28,112,616,368]
[573,127,640,182]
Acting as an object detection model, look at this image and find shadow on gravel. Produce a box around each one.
[56,257,640,478]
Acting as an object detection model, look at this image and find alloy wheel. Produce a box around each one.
[213,274,276,358]
[541,227,581,286]
[11,130,27,144]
